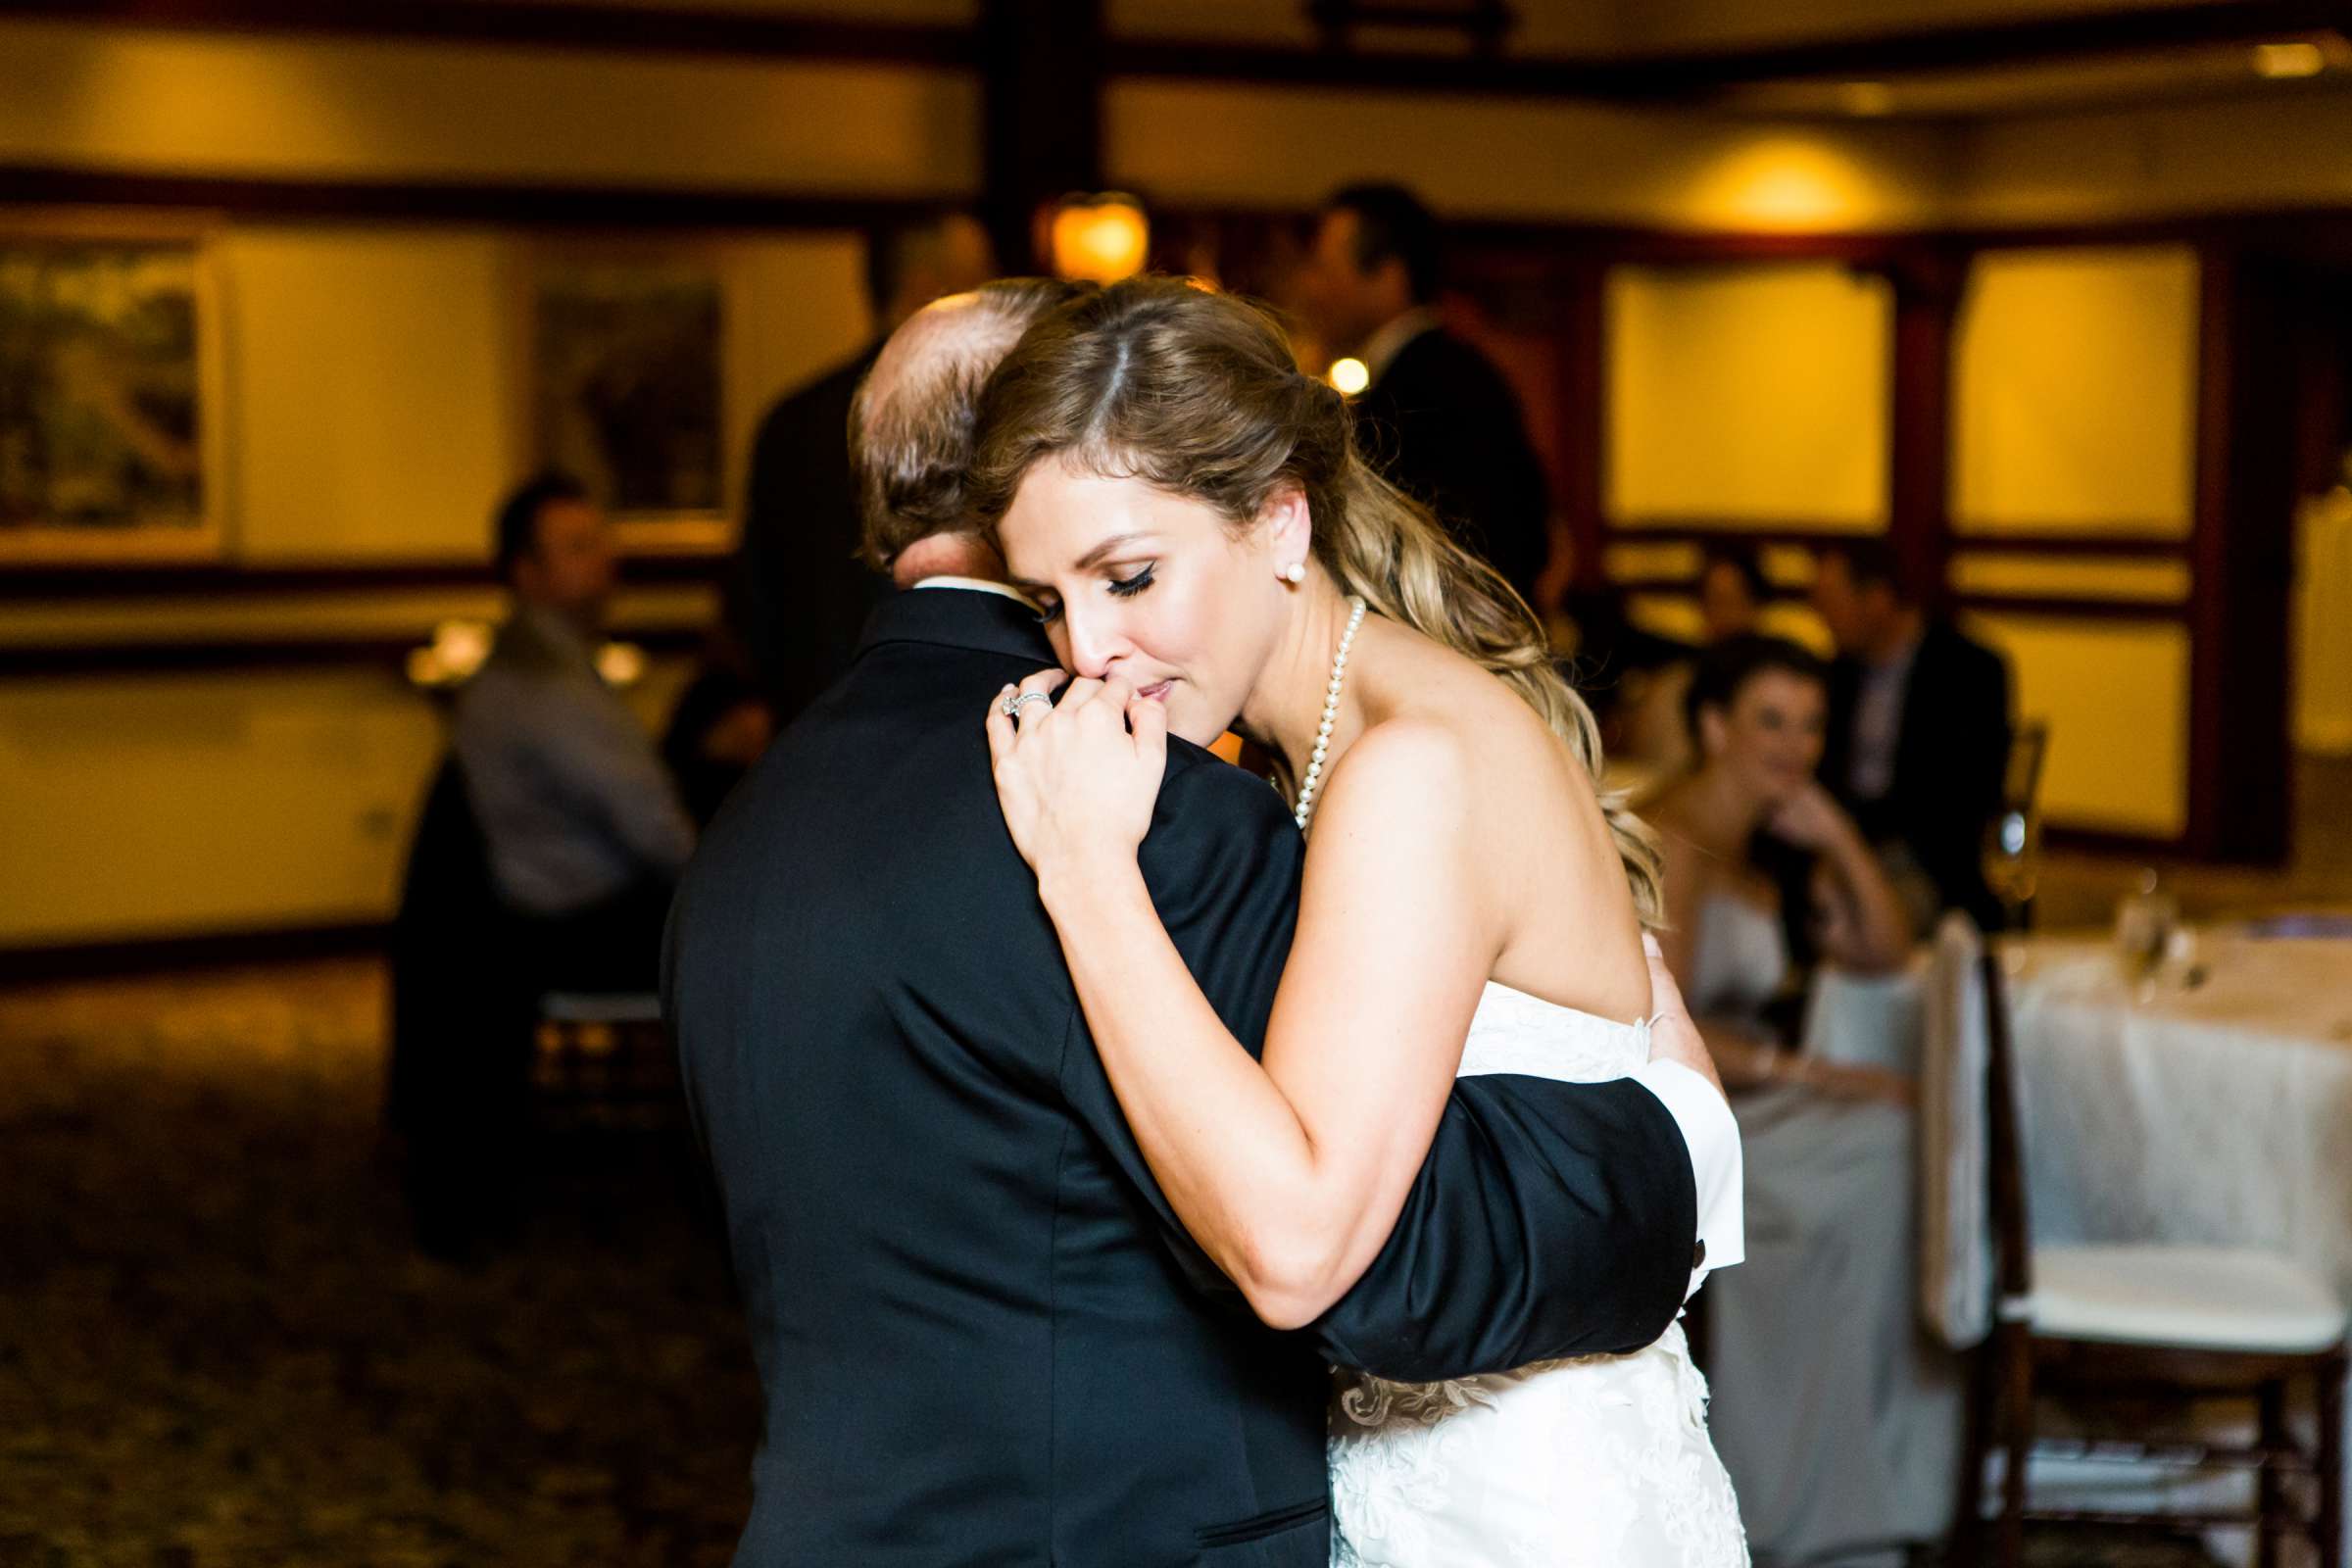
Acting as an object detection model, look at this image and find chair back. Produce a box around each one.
[2003,719,2050,817]
[385,756,531,1134]
[1980,937,2035,1321]
[1920,912,1998,1348]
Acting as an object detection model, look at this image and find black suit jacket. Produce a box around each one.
[725,343,894,720]
[663,588,1696,1568]
[1352,327,1552,611]
[1822,618,2013,931]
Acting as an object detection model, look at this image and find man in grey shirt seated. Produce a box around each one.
[453,471,696,992]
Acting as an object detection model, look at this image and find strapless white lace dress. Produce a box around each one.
[1327,982,1748,1567]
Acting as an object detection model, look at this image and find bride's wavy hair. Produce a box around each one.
[963,275,1661,924]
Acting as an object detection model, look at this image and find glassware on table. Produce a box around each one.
[1984,808,2041,931]
[2112,868,2178,994]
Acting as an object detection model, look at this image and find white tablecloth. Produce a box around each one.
[1997,933,2352,1290]
[1810,930,2352,1289]
[1806,931,2352,1556]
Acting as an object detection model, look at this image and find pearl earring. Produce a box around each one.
[1282,562,1306,585]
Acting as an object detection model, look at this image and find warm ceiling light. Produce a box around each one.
[2253,40,2327,77]
[1329,357,1370,396]
[1048,193,1150,283]
[1691,138,1873,231]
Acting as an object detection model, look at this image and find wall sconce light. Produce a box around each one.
[1328,357,1371,396]
[1048,192,1151,283]
[407,617,494,689]
[2252,39,2327,77]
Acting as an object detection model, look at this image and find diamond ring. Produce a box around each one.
[1001,691,1053,720]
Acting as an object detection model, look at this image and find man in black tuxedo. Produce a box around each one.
[724,212,996,720]
[1813,539,2014,931]
[1298,182,1553,612]
[664,281,1739,1567]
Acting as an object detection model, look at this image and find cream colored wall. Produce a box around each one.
[1965,613,2189,836]
[0,21,975,194]
[0,213,851,948]
[0,670,441,946]
[1940,246,2198,832]
[1956,94,2352,225]
[196,224,864,566]
[0,17,886,952]
[222,230,518,562]
[1951,247,2198,537]
[1605,262,1891,526]
[1106,83,1957,228]
[2300,491,2352,757]
[1946,554,2191,602]
[0,658,693,949]
[0,214,849,946]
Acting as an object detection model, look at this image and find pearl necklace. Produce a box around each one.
[1292,595,1367,833]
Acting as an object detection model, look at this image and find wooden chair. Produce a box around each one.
[1922,916,2348,1567]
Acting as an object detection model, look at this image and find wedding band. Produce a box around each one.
[1004,692,1053,719]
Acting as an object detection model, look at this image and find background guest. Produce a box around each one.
[454,471,695,994]
[1296,181,1553,612]
[725,211,997,720]
[661,638,777,829]
[1651,633,1913,1072]
[1697,540,1769,643]
[1811,539,2013,932]
[1649,633,1959,1568]
[1620,540,1776,772]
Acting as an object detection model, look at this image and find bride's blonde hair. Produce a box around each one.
[964,276,1660,924]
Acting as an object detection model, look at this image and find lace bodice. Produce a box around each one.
[1328,982,1748,1567]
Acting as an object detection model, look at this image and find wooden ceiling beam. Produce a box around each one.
[0,0,976,67]
[1111,2,2352,100]
[10,1,2351,100]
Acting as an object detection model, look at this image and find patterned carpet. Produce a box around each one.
[0,959,758,1567]
[0,959,2231,1567]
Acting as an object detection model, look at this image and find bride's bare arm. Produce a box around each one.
[1003,693,1501,1329]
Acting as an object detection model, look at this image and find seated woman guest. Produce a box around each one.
[1651,634,1911,1079]
[1649,634,1960,1568]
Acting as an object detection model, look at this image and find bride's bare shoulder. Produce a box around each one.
[1361,617,1555,745]
[1320,711,1476,812]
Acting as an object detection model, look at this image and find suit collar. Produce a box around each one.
[858,583,1056,667]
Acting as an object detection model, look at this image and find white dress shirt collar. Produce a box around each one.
[1360,307,1444,385]
[911,576,1039,609]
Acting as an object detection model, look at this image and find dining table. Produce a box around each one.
[1807,924,2352,1291]
[1801,922,2352,1560]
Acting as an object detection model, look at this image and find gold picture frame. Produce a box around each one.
[523,240,730,558]
[0,212,228,564]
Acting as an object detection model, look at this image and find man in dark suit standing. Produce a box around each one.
[664,281,1740,1566]
[1813,539,2014,931]
[724,211,995,720]
[1298,182,1554,611]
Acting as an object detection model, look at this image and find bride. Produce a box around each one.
[972,277,1745,1567]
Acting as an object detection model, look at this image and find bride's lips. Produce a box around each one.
[1138,680,1173,703]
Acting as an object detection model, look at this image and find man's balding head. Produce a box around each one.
[853,277,1085,582]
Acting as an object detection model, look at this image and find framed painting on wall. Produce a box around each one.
[0,222,222,564]
[529,250,726,555]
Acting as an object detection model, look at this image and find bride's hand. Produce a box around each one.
[985,669,1169,881]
